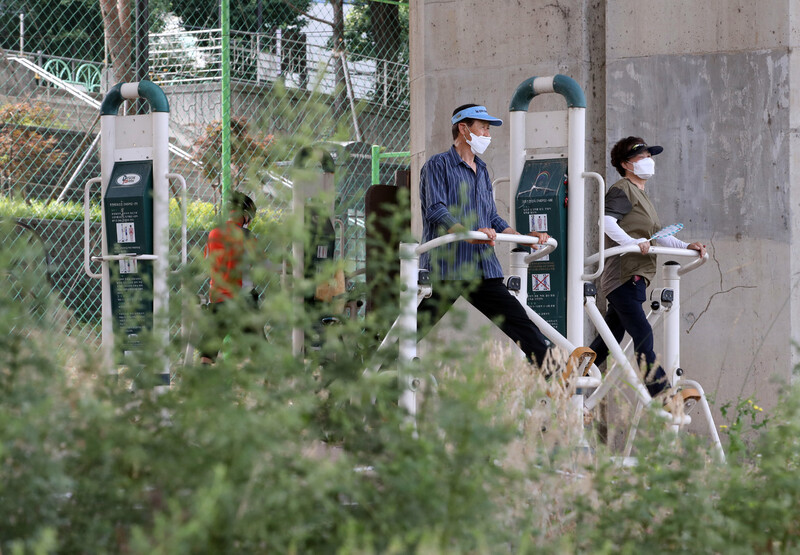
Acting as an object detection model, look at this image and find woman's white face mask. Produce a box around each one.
[631,157,655,179]
[466,132,491,155]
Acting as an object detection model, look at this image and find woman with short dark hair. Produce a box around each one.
[589,137,706,398]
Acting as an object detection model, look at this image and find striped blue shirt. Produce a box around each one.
[420,146,509,280]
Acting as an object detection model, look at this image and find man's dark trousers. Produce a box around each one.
[418,277,550,367]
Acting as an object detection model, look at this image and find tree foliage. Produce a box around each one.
[0,0,104,60]
[342,0,408,62]
[2,90,800,551]
[170,0,312,33]
[192,117,274,192]
[340,0,409,106]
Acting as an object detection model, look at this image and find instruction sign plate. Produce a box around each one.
[104,160,154,356]
[514,158,568,335]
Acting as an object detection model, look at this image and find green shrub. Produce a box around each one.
[4,207,800,552]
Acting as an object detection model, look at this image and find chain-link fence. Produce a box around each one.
[0,0,409,348]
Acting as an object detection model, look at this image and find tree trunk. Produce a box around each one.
[330,0,345,118]
[100,0,134,84]
[371,1,399,59]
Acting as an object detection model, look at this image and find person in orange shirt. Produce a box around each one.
[199,192,258,364]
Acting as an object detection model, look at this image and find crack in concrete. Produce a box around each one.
[686,232,756,333]
[687,285,757,334]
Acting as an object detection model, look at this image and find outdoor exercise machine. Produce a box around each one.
[83,80,187,383]
[392,232,566,419]
[505,74,723,460]
[289,145,341,356]
[584,246,725,461]
[376,74,722,459]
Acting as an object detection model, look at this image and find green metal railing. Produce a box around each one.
[371,144,410,185]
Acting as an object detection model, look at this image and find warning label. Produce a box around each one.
[531,273,551,292]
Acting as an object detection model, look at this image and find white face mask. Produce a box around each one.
[466,132,491,155]
[632,157,655,179]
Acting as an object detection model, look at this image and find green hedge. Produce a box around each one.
[0,196,280,234]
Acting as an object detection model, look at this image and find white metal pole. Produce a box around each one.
[584,296,652,405]
[566,107,586,347]
[152,110,171,381]
[680,379,726,463]
[99,112,116,369]
[508,111,526,230]
[398,243,419,418]
[662,261,681,386]
[292,185,304,357]
[509,249,528,301]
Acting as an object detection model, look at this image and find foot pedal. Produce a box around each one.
[679,387,702,415]
[564,347,596,382]
[659,387,698,416]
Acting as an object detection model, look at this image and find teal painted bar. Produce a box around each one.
[137,80,169,112]
[100,80,169,116]
[509,74,586,111]
[552,74,586,108]
[294,145,335,173]
[100,83,124,116]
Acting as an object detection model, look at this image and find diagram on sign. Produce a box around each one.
[119,259,138,274]
[531,273,551,291]
[516,170,551,196]
[529,213,548,232]
[116,222,136,243]
[528,213,550,261]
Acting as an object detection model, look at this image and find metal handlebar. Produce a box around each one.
[581,171,605,280]
[523,240,558,263]
[84,173,189,276]
[166,173,188,266]
[584,245,708,275]
[416,231,558,257]
[92,254,158,262]
[83,176,102,279]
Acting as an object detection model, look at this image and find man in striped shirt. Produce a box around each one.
[418,103,552,367]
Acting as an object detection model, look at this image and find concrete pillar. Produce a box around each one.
[606,0,799,418]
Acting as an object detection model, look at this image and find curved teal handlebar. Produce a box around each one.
[509,74,586,111]
[101,80,170,115]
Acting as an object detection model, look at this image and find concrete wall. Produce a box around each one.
[605,0,799,429]
[410,0,799,434]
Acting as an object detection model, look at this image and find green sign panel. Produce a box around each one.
[103,160,154,357]
[514,158,568,336]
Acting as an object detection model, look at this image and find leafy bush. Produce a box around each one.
[0,102,67,199]
[192,117,275,192]
[4,206,800,553]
